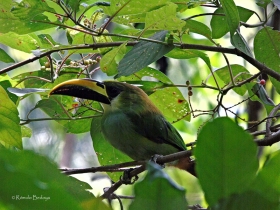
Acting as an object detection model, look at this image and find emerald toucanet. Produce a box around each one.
[49,79,196,176]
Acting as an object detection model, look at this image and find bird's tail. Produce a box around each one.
[174,156,196,177]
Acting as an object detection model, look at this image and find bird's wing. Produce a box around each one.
[127,112,187,151]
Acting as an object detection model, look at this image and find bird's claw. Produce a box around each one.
[120,168,138,185]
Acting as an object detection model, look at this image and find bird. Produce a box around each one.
[49,79,196,176]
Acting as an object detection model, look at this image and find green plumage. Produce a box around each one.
[101,81,186,160]
[50,79,196,176]
[50,79,187,161]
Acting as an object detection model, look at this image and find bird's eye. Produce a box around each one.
[106,86,122,100]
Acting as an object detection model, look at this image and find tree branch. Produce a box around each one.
[1,42,280,83]
[255,103,280,146]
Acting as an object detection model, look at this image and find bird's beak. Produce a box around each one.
[49,78,110,104]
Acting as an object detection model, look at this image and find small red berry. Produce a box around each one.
[259,79,266,86]
[72,103,79,108]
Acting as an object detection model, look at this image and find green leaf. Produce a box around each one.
[21,126,32,138]
[218,0,239,36]
[0,148,94,210]
[130,162,188,210]
[100,42,127,76]
[183,19,212,39]
[144,3,186,31]
[211,7,253,39]
[81,197,111,210]
[64,0,88,13]
[166,48,211,70]
[215,64,252,96]
[0,32,40,53]
[245,82,274,114]
[42,74,84,89]
[171,0,207,11]
[117,31,174,77]
[0,48,15,63]
[215,65,275,113]
[194,117,258,206]
[0,86,22,149]
[215,64,275,114]
[102,0,169,16]
[64,102,102,134]
[37,97,100,134]
[251,83,275,106]
[0,80,18,104]
[68,29,112,54]
[231,32,253,57]
[250,151,280,202]
[212,191,279,210]
[0,0,56,34]
[37,34,59,49]
[118,67,191,122]
[90,116,131,182]
[254,26,280,94]
[36,97,71,121]
[12,69,51,88]
[256,0,272,8]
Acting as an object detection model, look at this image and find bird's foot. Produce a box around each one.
[150,154,165,168]
[120,168,138,185]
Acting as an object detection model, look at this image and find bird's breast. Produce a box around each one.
[101,111,180,160]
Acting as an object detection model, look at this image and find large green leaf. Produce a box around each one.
[0,48,15,63]
[183,19,212,39]
[102,0,169,16]
[36,97,71,123]
[100,42,127,76]
[0,32,39,53]
[117,31,174,77]
[90,116,131,182]
[118,67,191,122]
[195,117,258,206]
[254,26,280,94]
[67,30,111,54]
[0,0,56,34]
[211,7,253,39]
[0,148,99,210]
[212,191,279,210]
[0,80,18,104]
[64,102,102,134]
[215,64,274,113]
[64,0,89,13]
[171,0,207,12]
[38,96,101,134]
[0,85,22,149]
[215,64,252,96]
[144,3,185,31]
[166,48,211,70]
[12,69,52,88]
[219,0,240,36]
[130,162,188,210]
[250,151,280,202]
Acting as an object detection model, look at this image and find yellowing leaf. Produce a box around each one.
[145,3,185,31]
[0,86,22,149]
[100,42,127,76]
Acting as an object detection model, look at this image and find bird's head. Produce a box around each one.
[49,79,158,113]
